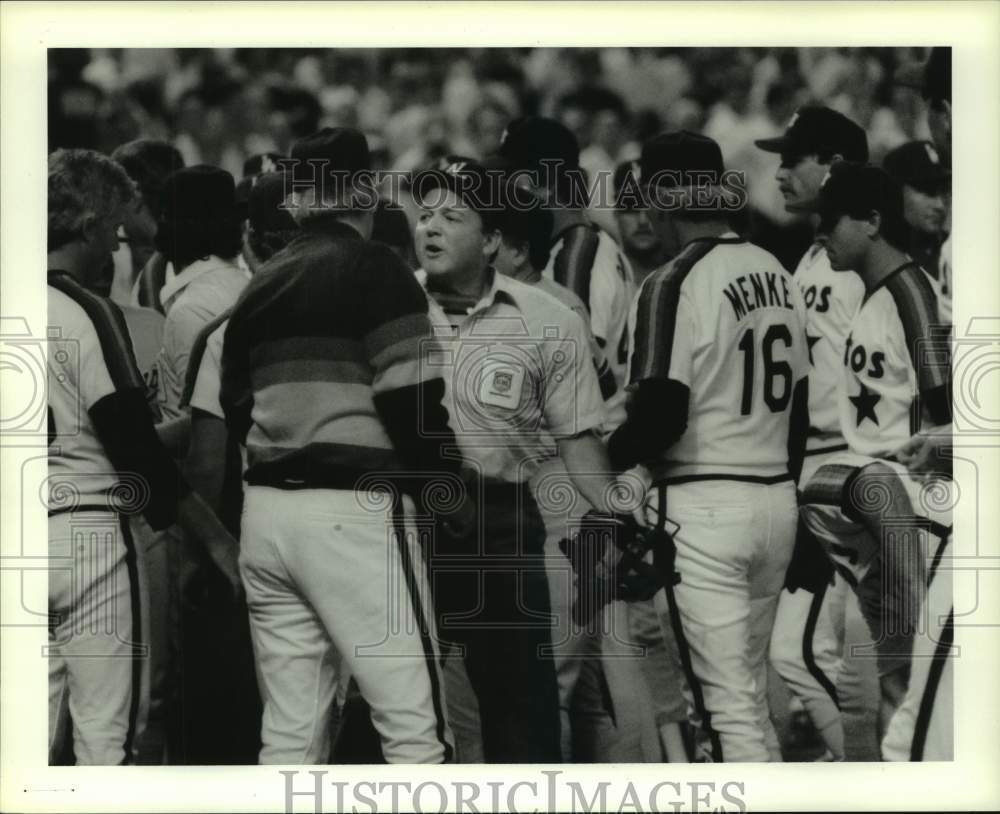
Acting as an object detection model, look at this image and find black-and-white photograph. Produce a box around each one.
[3,3,999,812]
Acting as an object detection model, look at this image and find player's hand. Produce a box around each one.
[616,466,653,528]
[203,531,244,603]
[894,425,952,480]
[176,491,244,602]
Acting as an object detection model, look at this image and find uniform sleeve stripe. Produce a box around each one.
[552,224,600,309]
[48,272,144,392]
[887,267,951,391]
[631,240,713,383]
[801,463,858,507]
[180,309,231,409]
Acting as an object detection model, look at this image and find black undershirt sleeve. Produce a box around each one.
[90,388,191,530]
[373,377,463,484]
[787,376,809,484]
[607,378,690,472]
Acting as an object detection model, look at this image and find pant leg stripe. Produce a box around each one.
[927,531,952,588]
[119,516,142,765]
[910,609,954,761]
[655,484,724,762]
[391,500,453,762]
[802,580,841,709]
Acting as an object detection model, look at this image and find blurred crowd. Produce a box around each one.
[50,46,937,269]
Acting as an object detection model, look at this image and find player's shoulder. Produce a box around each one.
[48,274,121,342]
[534,275,590,317]
[502,274,588,334]
[876,261,941,326]
[119,304,165,333]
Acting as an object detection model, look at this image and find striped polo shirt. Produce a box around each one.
[220,219,442,490]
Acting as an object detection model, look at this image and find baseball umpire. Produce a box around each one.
[609,131,811,762]
[220,127,468,764]
[413,158,630,762]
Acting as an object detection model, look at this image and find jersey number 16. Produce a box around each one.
[737,324,793,415]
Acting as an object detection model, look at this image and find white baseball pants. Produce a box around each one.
[48,511,149,765]
[240,486,452,764]
[648,478,797,763]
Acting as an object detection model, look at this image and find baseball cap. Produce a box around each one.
[882,141,950,194]
[498,116,580,170]
[612,159,647,209]
[816,162,904,234]
[755,106,869,162]
[236,153,286,221]
[160,165,238,224]
[247,171,297,234]
[286,126,371,188]
[639,131,724,188]
[411,156,514,229]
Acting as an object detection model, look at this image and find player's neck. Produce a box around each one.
[47,245,92,284]
[427,262,491,301]
[858,242,912,292]
[506,262,541,285]
[676,219,732,247]
[551,207,588,237]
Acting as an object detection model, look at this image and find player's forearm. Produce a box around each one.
[184,411,229,514]
[558,430,617,513]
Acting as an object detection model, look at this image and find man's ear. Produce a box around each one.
[79,214,99,244]
[865,210,882,239]
[483,227,502,257]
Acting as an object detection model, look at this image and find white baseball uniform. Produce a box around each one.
[628,234,810,762]
[769,244,865,760]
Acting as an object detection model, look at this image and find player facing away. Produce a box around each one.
[800,162,953,753]
[609,132,811,762]
[753,105,870,760]
[221,128,467,764]
[46,148,240,765]
[498,116,636,428]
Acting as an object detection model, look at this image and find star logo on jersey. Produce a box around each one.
[806,332,821,365]
[849,382,881,426]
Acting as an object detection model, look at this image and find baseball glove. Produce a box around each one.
[558,510,677,626]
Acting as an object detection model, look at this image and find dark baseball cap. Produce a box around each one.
[160,165,238,223]
[286,126,371,187]
[247,171,297,234]
[411,156,510,229]
[755,106,869,162]
[639,131,725,188]
[883,141,950,194]
[498,116,580,170]
[817,162,904,234]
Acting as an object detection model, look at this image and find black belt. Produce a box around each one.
[653,472,793,487]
